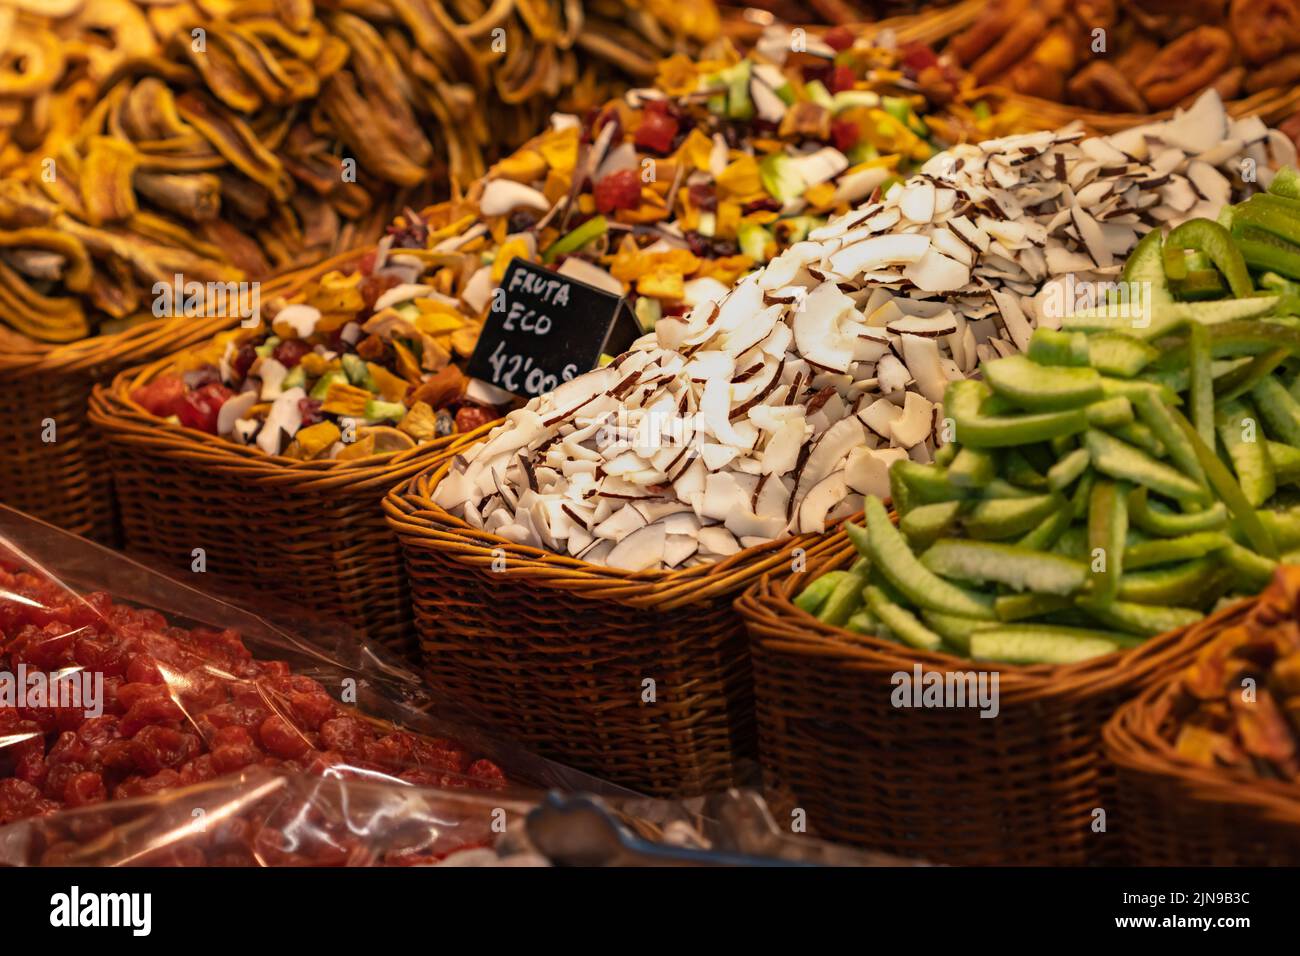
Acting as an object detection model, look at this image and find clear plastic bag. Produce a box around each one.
[0,505,622,856]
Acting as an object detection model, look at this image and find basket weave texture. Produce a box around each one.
[1104,597,1300,866]
[86,249,464,654]
[737,534,1245,864]
[384,431,848,797]
[0,317,236,543]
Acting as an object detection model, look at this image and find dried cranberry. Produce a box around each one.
[287,691,336,731]
[454,404,496,433]
[359,273,404,312]
[297,397,325,427]
[357,250,377,276]
[831,118,860,152]
[386,220,429,249]
[131,726,200,772]
[688,183,717,212]
[0,778,44,824]
[593,169,642,214]
[271,338,312,368]
[119,697,184,737]
[742,197,783,215]
[466,759,507,790]
[211,739,261,774]
[319,716,367,757]
[130,376,187,418]
[177,382,234,434]
[634,109,679,154]
[824,26,854,52]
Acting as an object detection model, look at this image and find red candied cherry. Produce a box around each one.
[828,65,857,94]
[258,714,311,759]
[119,696,185,737]
[63,771,107,808]
[130,375,187,418]
[593,169,642,214]
[131,725,200,773]
[318,716,366,757]
[824,26,854,52]
[831,118,860,152]
[287,691,336,731]
[466,759,507,789]
[455,403,496,433]
[177,382,235,434]
[900,42,939,74]
[271,338,312,368]
[634,106,679,155]
[0,778,44,823]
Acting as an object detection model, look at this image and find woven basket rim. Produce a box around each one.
[1103,651,1300,824]
[737,531,1253,697]
[384,427,850,607]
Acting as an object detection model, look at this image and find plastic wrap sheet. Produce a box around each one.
[0,504,625,863]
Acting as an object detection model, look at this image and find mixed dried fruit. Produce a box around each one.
[129,224,507,460]
[466,25,949,325]
[434,96,1280,570]
[0,559,507,828]
[1163,565,1300,780]
[0,0,720,342]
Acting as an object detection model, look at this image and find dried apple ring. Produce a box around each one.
[0,26,62,96]
[1230,0,1300,65]
[1136,26,1233,110]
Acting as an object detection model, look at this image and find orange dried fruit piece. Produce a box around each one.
[320,382,371,417]
[335,433,376,461]
[397,401,439,441]
[366,362,410,403]
[1174,724,1242,768]
[292,421,341,459]
[493,149,546,183]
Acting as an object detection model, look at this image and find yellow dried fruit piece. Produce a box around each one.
[697,254,754,285]
[804,182,838,211]
[294,421,341,458]
[336,433,376,461]
[716,201,741,239]
[320,382,372,417]
[537,126,578,173]
[637,269,684,300]
[451,326,480,358]
[391,339,425,380]
[494,149,546,183]
[366,362,410,403]
[299,352,329,378]
[415,311,465,336]
[398,401,439,441]
[677,128,714,171]
[492,237,532,282]
[543,168,571,204]
[716,156,762,199]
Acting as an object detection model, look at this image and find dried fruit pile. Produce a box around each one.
[0,0,719,343]
[0,559,507,828]
[462,25,948,325]
[1162,565,1300,779]
[432,96,1278,570]
[795,166,1300,664]
[129,222,505,460]
[944,0,1300,114]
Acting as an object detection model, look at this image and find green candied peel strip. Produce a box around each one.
[1131,391,1205,488]
[1061,297,1280,339]
[1173,410,1277,557]
[1258,508,1300,550]
[961,494,1063,540]
[1122,531,1233,569]
[1087,479,1126,605]
[1165,217,1254,299]
[1085,396,1134,429]
[947,447,996,489]
[864,585,943,651]
[851,498,996,620]
[1214,347,1291,404]
[1017,503,1073,551]
[1075,598,1203,637]
[1270,441,1300,485]
[1188,320,1215,449]
[1087,333,1159,378]
[793,569,848,615]
[1251,376,1300,446]
[1215,399,1275,507]
[1046,447,1091,492]
[1026,328,1090,367]
[993,592,1072,622]
[948,379,1089,448]
[1126,487,1227,536]
[982,354,1103,411]
[816,557,869,626]
[1220,542,1278,591]
[1117,557,1227,606]
[969,626,1123,665]
[542,214,608,263]
[920,539,1089,595]
[899,500,962,549]
[1084,429,1210,504]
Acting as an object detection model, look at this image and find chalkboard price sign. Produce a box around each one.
[466,259,641,399]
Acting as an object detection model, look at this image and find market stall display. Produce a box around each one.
[1104,566,1300,865]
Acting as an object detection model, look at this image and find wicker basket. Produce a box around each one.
[0,317,240,544]
[1104,624,1300,866]
[736,533,1245,864]
[383,433,849,798]
[86,247,467,656]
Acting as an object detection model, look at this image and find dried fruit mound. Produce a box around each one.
[466,24,950,326]
[1165,566,1300,780]
[0,562,507,831]
[944,0,1300,116]
[129,220,505,460]
[0,0,720,343]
